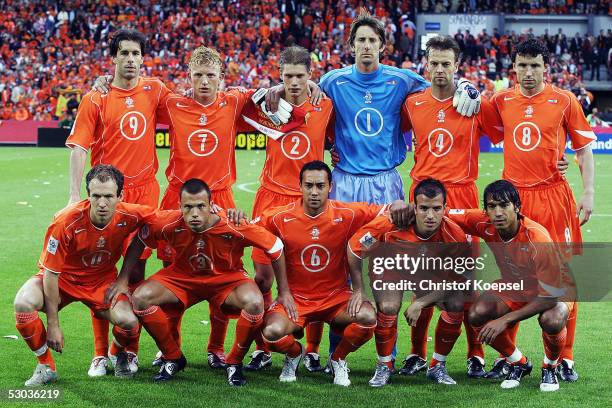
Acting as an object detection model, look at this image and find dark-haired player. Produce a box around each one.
[14,165,155,386]
[448,180,574,392]
[348,179,470,387]
[489,39,595,381]
[120,179,285,386]
[66,29,171,376]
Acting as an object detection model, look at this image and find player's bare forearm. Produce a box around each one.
[118,237,145,283]
[502,297,558,325]
[271,252,290,295]
[348,251,365,294]
[68,147,87,204]
[576,146,595,195]
[42,269,60,328]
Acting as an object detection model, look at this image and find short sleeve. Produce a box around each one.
[446,209,489,238]
[478,98,504,144]
[565,92,597,151]
[39,222,71,274]
[66,92,99,150]
[348,215,393,259]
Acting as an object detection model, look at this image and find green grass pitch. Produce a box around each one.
[0,147,610,407]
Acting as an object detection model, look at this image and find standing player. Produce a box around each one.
[253,161,408,386]
[348,179,471,387]
[448,180,573,392]
[489,39,595,381]
[14,165,154,386]
[399,36,505,379]
[66,29,170,376]
[246,46,334,372]
[120,179,285,386]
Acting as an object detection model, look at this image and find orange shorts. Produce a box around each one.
[267,289,352,328]
[251,186,300,264]
[122,179,160,260]
[148,266,252,316]
[490,290,575,315]
[157,185,236,262]
[34,272,116,314]
[517,181,582,250]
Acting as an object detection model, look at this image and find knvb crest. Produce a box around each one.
[196,239,206,248]
[364,90,372,104]
[525,105,534,117]
[96,236,106,248]
[311,227,320,240]
[199,114,208,126]
[437,109,445,123]
[125,97,134,108]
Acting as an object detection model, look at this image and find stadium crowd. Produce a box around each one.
[0,0,610,122]
[417,0,611,15]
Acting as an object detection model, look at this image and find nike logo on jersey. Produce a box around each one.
[333,217,343,223]
[177,103,189,108]
[174,228,186,232]
[386,80,397,85]
[116,221,127,227]
[548,99,558,104]
[336,80,349,85]
[415,101,426,106]
[283,217,296,222]
[504,96,515,101]
[75,228,86,234]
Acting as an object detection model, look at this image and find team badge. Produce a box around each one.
[116,221,127,227]
[333,217,343,223]
[196,239,206,248]
[47,236,59,255]
[525,105,534,117]
[221,234,233,240]
[364,90,372,104]
[125,97,134,108]
[311,227,320,240]
[437,109,445,123]
[219,101,227,107]
[199,114,208,125]
[96,237,106,248]
[143,85,152,91]
[359,232,376,249]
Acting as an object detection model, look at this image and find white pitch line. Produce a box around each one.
[237,182,258,194]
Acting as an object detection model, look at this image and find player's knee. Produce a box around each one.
[132,287,154,311]
[262,323,285,342]
[356,304,377,326]
[13,295,37,313]
[468,304,488,327]
[538,311,566,334]
[242,293,264,315]
[115,312,139,331]
[376,301,401,316]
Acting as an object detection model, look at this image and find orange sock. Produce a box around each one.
[254,292,273,353]
[432,311,463,367]
[207,305,228,354]
[16,312,56,371]
[305,321,324,354]
[264,334,302,357]
[410,306,433,359]
[499,322,520,358]
[331,323,375,361]
[561,303,577,361]
[464,308,484,359]
[163,304,184,348]
[375,312,397,368]
[226,310,263,365]
[134,306,182,360]
[542,327,567,367]
[90,309,109,357]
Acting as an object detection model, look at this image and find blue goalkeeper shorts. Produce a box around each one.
[329,167,405,204]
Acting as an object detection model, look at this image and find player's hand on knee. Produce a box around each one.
[578,193,594,225]
[47,325,64,353]
[93,75,113,94]
[104,279,129,307]
[453,78,481,117]
[347,291,365,318]
[557,154,569,176]
[277,292,298,321]
[404,302,422,326]
[225,208,248,225]
[477,318,508,344]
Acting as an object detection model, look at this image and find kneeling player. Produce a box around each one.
[255,161,410,386]
[120,179,285,386]
[14,165,154,386]
[448,180,572,391]
[348,179,471,387]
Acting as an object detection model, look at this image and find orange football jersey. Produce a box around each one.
[348,215,467,259]
[139,211,283,275]
[448,209,566,298]
[253,200,386,299]
[490,84,596,187]
[38,201,156,285]
[255,98,334,196]
[158,89,252,191]
[401,88,503,184]
[67,78,171,188]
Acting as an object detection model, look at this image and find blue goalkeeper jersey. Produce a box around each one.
[320,64,430,175]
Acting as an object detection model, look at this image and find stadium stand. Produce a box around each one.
[0,0,610,122]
